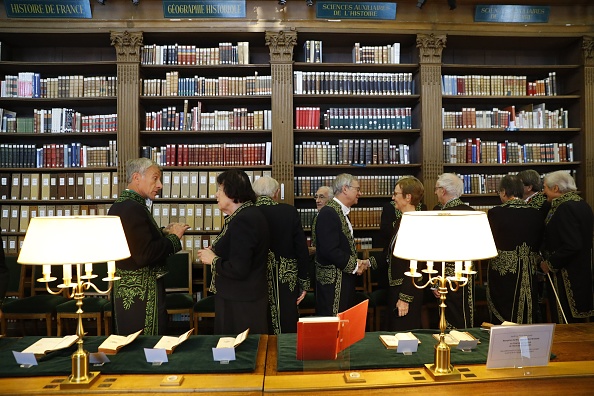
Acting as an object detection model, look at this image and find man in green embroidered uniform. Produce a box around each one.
[108,158,189,335]
[253,176,310,334]
[315,174,376,316]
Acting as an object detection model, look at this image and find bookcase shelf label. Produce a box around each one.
[4,0,91,19]
[163,0,246,19]
[316,1,396,20]
[474,5,550,23]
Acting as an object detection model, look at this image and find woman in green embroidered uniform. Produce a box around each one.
[540,171,594,323]
[486,175,544,324]
[109,158,189,336]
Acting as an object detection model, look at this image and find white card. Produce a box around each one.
[212,347,236,362]
[13,351,37,367]
[396,339,418,354]
[144,348,168,364]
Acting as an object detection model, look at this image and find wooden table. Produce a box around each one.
[0,335,267,396]
[264,323,594,395]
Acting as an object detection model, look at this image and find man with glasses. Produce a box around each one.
[314,174,376,316]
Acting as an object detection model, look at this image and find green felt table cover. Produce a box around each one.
[0,334,260,377]
[276,328,491,372]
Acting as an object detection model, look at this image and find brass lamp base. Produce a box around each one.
[424,363,462,381]
[60,371,100,389]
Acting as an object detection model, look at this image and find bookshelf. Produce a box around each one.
[440,35,583,207]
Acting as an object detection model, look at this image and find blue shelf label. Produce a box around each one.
[4,0,91,18]
[475,5,550,23]
[316,1,396,20]
[163,0,246,19]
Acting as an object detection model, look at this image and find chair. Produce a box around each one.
[1,259,68,336]
[55,263,111,336]
[164,251,194,330]
[192,263,215,334]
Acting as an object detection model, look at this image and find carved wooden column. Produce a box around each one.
[582,36,594,210]
[266,30,297,204]
[110,31,143,192]
[417,33,446,210]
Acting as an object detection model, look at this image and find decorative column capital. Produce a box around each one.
[583,36,594,66]
[266,30,297,63]
[111,31,143,63]
[417,33,447,64]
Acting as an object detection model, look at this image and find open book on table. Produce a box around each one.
[379,332,420,349]
[22,335,78,357]
[296,299,368,360]
[98,329,143,355]
[216,328,249,349]
[153,328,194,354]
[433,330,480,346]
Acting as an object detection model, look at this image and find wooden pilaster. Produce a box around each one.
[582,36,594,210]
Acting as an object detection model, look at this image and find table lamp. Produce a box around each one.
[17,215,130,389]
[393,210,497,380]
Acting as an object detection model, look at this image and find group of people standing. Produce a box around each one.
[108,157,593,337]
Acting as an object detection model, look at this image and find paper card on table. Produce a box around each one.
[397,339,419,354]
[486,323,555,369]
[379,332,420,349]
[89,352,110,365]
[144,348,168,364]
[457,339,478,351]
[12,351,37,367]
[212,346,236,362]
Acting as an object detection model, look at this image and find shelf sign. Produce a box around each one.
[475,5,550,23]
[4,0,91,18]
[316,1,396,20]
[163,0,246,19]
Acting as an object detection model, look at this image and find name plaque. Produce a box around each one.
[316,1,396,20]
[475,5,550,23]
[4,0,91,19]
[163,0,246,19]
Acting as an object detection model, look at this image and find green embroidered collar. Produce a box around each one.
[255,196,277,206]
[116,189,147,207]
[442,197,465,210]
[546,191,582,224]
[224,201,254,225]
[501,198,529,208]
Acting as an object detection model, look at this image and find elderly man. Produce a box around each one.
[315,173,376,316]
[253,176,310,334]
[310,185,333,253]
[517,169,550,217]
[433,173,475,329]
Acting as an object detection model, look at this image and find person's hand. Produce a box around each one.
[432,288,440,298]
[166,222,190,239]
[356,259,369,275]
[196,247,215,265]
[395,300,409,317]
[308,246,316,255]
[296,290,307,305]
[540,260,550,274]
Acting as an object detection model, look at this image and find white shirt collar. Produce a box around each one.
[333,197,350,216]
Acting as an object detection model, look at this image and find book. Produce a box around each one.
[379,332,421,349]
[433,330,480,346]
[97,329,143,355]
[216,328,249,349]
[21,335,78,357]
[296,299,368,360]
[153,328,193,354]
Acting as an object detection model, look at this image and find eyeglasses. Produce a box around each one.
[434,186,443,192]
[314,195,327,199]
[348,185,361,192]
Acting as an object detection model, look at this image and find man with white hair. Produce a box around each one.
[253,176,310,334]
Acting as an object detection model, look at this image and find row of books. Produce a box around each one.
[141,142,272,167]
[303,40,322,63]
[295,107,413,130]
[152,202,224,231]
[456,170,576,195]
[0,142,117,168]
[144,104,271,131]
[352,43,401,64]
[1,111,117,134]
[140,72,271,96]
[294,140,410,165]
[442,138,574,164]
[1,203,113,234]
[442,105,569,130]
[298,207,382,229]
[293,71,414,95]
[306,236,373,251]
[140,42,250,65]
[155,169,271,199]
[294,174,414,197]
[1,172,118,201]
[441,72,557,96]
[1,73,117,98]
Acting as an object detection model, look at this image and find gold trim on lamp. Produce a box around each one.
[18,216,130,389]
[393,211,497,381]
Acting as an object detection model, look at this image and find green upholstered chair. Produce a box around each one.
[192,263,215,334]
[56,297,110,336]
[1,259,68,336]
[164,251,194,330]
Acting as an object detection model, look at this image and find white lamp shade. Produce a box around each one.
[17,216,131,265]
[393,211,497,262]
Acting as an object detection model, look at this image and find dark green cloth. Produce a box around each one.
[277,329,491,372]
[0,334,260,377]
